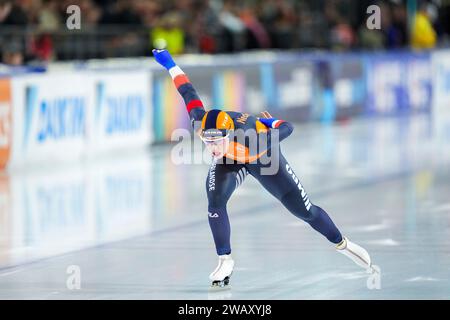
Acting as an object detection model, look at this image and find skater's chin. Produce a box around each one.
[212,152,224,159]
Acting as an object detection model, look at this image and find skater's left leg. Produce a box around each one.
[206,161,244,255]
[206,161,247,285]
[247,153,342,244]
[280,189,343,244]
[247,152,372,269]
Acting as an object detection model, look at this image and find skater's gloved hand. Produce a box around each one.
[259,117,282,128]
[152,49,176,70]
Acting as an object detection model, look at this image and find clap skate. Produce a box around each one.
[209,254,234,288]
[336,236,373,271]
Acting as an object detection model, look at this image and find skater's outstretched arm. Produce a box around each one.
[152,49,206,126]
[258,117,294,142]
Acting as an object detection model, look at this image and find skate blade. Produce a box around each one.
[210,276,231,290]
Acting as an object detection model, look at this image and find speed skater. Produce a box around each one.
[153,49,373,288]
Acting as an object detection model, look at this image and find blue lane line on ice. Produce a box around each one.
[0,168,415,274]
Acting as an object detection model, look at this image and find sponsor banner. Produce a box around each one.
[7,71,153,168]
[365,52,431,116]
[308,55,365,123]
[330,55,366,120]
[10,73,91,167]
[366,54,406,115]
[0,79,12,169]
[89,71,153,152]
[3,51,436,154]
[405,54,432,113]
[271,60,315,121]
[431,50,450,157]
[431,50,450,113]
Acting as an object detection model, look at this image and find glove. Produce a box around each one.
[258,117,276,128]
[152,49,176,70]
[259,117,284,128]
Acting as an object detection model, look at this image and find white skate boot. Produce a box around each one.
[336,237,372,270]
[209,254,234,288]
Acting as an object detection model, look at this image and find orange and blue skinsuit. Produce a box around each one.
[153,49,343,256]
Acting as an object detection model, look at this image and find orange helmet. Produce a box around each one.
[200,109,235,141]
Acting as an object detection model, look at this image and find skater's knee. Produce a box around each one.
[207,206,230,224]
[296,203,325,221]
[207,189,230,208]
[208,196,228,209]
[298,210,315,222]
[280,189,315,221]
[306,204,323,221]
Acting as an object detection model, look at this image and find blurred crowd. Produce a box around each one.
[1,0,449,65]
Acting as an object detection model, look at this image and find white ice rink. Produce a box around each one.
[0,113,449,299]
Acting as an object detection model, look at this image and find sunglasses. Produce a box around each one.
[200,134,230,145]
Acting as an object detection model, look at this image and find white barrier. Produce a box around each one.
[431,49,450,161]
[87,71,153,154]
[10,73,91,167]
[432,50,450,114]
[3,49,450,170]
[7,70,153,170]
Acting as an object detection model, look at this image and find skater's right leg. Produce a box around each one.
[206,161,246,255]
[206,160,247,285]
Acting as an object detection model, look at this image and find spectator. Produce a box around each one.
[194,1,223,53]
[357,26,385,50]
[270,0,298,49]
[1,40,24,65]
[325,2,355,50]
[99,0,141,25]
[31,32,54,61]
[0,0,449,60]
[218,0,246,52]
[411,1,437,50]
[38,0,60,31]
[151,12,185,55]
[0,0,28,25]
[80,0,101,27]
[388,2,407,48]
[239,5,271,49]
